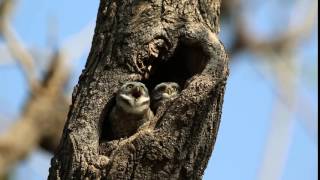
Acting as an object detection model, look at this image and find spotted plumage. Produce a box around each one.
[151,82,180,111]
[109,81,154,139]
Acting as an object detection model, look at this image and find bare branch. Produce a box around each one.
[0,92,69,175]
[0,0,40,93]
[0,20,94,176]
[0,44,14,65]
[256,54,297,180]
[228,0,318,54]
[0,49,71,175]
[251,50,318,140]
[0,117,41,175]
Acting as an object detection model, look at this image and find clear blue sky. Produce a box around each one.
[0,0,317,179]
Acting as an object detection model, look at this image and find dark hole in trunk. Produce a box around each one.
[143,41,209,90]
[99,97,116,142]
[99,40,209,143]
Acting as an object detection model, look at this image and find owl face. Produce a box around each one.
[116,82,150,114]
[151,82,180,102]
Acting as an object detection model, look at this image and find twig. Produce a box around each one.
[256,53,297,180]
[228,0,318,53]
[0,21,94,175]
[0,0,40,93]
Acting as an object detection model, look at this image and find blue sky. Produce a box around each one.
[0,0,317,179]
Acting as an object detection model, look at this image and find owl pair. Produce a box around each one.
[109,81,180,139]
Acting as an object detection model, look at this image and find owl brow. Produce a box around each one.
[157,86,167,91]
[141,85,148,92]
[173,85,180,91]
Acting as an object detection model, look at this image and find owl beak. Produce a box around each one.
[132,87,142,98]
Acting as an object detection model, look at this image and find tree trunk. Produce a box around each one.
[48,0,229,179]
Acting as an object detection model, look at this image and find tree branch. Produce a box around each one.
[0,1,98,176]
[0,51,70,174]
[0,0,40,93]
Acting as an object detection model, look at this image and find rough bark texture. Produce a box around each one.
[49,0,229,179]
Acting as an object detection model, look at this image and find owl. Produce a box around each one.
[109,81,154,139]
[151,82,180,111]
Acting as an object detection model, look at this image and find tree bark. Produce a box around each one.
[48,0,229,179]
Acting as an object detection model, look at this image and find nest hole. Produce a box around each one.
[99,96,116,142]
[99,40,210,143]
[143,41,209,89]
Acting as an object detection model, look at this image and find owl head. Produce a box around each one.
[151,82,180,103]
[116,81,150,114]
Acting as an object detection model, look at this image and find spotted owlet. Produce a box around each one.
[151,82,180,111]
[109,81,154,139]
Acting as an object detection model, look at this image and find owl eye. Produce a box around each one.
[166,88,172,94]
[140,86,147,92]
[171,87,177,91]
[127,84,134,89]
[158,86,166,92]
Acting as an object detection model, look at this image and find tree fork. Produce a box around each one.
[48,0,229,179]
